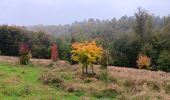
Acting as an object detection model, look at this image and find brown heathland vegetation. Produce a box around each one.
[0,56,170,99]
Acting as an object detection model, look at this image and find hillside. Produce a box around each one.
[0,56,170,100]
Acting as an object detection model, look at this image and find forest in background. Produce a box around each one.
[0,8,170,72]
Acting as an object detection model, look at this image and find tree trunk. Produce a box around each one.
[82,66,85,76]
[85,65,88,75]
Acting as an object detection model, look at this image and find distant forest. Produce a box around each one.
[28,14,164,37]
[0,8,170,71]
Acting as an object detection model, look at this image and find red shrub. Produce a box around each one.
[19,43,29,54]
[19,42,31,65]
[51,43,59,61]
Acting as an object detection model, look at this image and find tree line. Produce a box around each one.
[0,25,55,58]
[0,8,170,72]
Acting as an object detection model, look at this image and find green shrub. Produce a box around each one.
[19,53,32,65]
[157,50,170,72]
[19,43,31,65]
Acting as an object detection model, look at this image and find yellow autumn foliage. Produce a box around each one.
[71,41,103,66]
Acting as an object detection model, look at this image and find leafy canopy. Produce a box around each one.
[71,41,103,66]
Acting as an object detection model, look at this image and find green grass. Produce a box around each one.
[0,62,82,100]
[0,62,111,100]
[1,61,169,100]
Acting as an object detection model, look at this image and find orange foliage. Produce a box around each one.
[136,53,151,69]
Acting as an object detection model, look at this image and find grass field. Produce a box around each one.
[0,62,84,100]
[0,56,170,100]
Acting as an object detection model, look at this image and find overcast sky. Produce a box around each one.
[0,0,170,25]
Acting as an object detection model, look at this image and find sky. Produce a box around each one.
[0,0,170,25]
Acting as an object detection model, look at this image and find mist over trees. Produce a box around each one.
[0,8,170,72]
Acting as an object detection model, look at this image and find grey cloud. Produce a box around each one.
[0,0,169,25]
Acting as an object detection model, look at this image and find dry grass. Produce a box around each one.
[108,66,170,84]
[0,56,170,99]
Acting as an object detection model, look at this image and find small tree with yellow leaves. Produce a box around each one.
[136,53,151,69]
[71,41,103,76]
